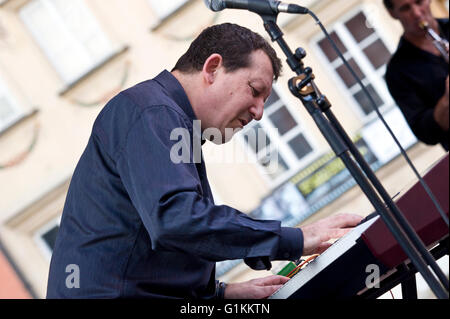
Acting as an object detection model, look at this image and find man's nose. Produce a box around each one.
[250,99,264,121]
[411,4,423,19]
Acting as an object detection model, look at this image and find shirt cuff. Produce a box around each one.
[243,227,303,271]
[274,227,303,261]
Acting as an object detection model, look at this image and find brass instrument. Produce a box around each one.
[419,21,449,64]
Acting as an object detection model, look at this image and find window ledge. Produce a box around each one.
[150,0,194,32]
[58,45,129,97]
[0,108,39,137]
[0,0,10,7]
[0,0,28,10]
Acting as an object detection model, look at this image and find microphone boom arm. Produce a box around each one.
[203,0,308,15]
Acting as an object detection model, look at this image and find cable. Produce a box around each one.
[286,254,319,278]
[389,290,395,299]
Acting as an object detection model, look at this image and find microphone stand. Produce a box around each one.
[259,13,449,299]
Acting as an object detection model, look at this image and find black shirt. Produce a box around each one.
[385,18,449,151]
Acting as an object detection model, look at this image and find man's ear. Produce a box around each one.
[202,54,223,84]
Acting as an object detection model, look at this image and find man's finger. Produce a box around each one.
[257,275,290,286]
[315,227,352,246]
[315,242,333,254]
[327,213,363,228]
[327,227,353,239]
[260,284,285,299]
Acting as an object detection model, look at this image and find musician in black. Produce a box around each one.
[384,0,449,151]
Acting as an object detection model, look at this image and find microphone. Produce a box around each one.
[203,0,309,15]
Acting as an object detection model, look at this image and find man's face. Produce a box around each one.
[205,50,274,144]
[388,0,434,36]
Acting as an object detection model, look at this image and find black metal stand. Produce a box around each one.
[258,13,449,298]
[401,275,418,299]
[358,237,449,299]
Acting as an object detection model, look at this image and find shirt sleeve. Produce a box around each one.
[114,102,303,266]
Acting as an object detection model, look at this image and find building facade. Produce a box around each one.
[0,0,448,298]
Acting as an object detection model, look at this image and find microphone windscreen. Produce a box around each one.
[203,0,225,12]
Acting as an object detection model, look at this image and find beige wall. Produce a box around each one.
[0,0,447,298]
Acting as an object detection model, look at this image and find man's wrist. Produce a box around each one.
[215,281,227,299]
[434,95,450,131]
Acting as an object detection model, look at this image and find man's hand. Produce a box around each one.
[224,275,289,299]
[301,213,363,256]
[434,76,449,131]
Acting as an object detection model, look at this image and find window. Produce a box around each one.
[34,217,60,261]
[0,75,24,133]
[148,0,188,20]
[239,87,316,186]
[313,9,395,121]
[19,0,115,85]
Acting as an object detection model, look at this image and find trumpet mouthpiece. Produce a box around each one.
[419,21,429,30]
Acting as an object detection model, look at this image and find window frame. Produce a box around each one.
[33,216,60,262]
[237,83,318,189]
[147,0,189,22]
[311,6,397,124]
[19,0,117,86]
[0,74,26,133]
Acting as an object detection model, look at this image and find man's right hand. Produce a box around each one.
[300,213,363,256]
[434,76,449,131]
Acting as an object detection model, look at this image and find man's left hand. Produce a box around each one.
[301,213,364,256]
[224,275,290,299]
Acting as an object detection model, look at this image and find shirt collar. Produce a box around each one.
[154,70,197,122]
[154,70,206,145]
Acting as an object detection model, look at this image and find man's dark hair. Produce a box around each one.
[383,0,394,9]
[173,23,282,80]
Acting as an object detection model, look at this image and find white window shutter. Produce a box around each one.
[50,0,113,65]
[0,76,23,131]
[20,0,113,84]
[148,0,188,19]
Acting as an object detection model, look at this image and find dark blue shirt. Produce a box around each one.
[46,70,303,299]
[385,19,449,151]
